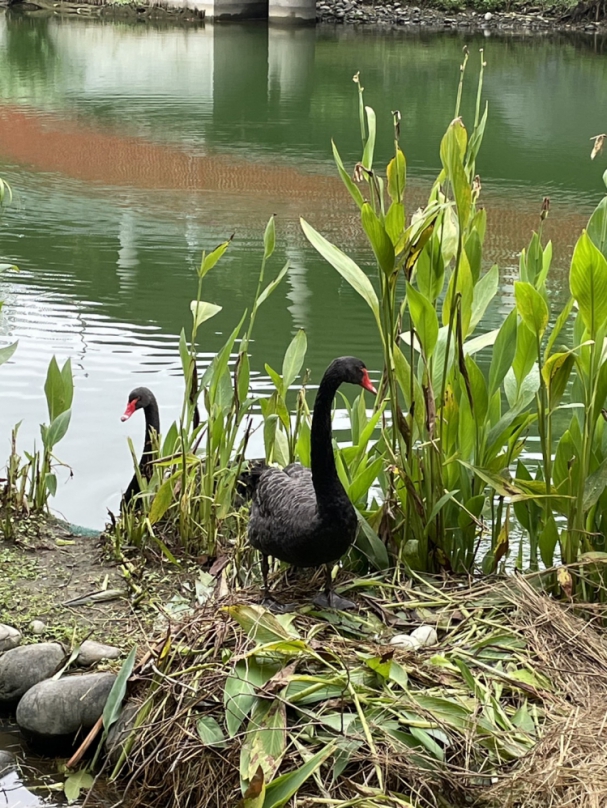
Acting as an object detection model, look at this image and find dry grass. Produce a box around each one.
[97,568,607,808]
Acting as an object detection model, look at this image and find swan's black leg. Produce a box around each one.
[312,565,356,611]
[260,555,297,614]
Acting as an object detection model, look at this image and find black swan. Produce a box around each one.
[247,356,377,611]
[120,373,201,506]
[121,387,160,506]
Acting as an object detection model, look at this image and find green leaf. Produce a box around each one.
[263,216,276,260]
[362,106,376,170]
[256,263,289,308]
[262,743,336,808]
[190,301,222,331]
[514,281,548,338]
[415,236,444,303]
[361,203,395,276]
[387,148,406,203]
[465,357,488,423]
[583,458,607,512]
[300,218,380,329]
[200,241,230,278]
[281,330,307,394]
[103,646,137,733]
[570,230,607,336]
[348,455,383,504]
[539,516,559,568]
[332,140,363,210]
[354,509,389,570]
[241,699,286,786]
[197,716,227,748]
[226,604,300,644]
[149,476,176,524]
[45,357,72,423]
[64,770,94,804]
[440,118,471,230]
[241,768,266,808]
[588,197,607,259]
[224,659,279,738]
[0,340,17,366]
[407,283,438,359]
[470,265,499,331]
[43,409,72,450]
[488,309,517,397]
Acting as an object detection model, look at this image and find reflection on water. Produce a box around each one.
[0,14,604,529]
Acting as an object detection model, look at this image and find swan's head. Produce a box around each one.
[121,387,155,421]
[331,357,377,395]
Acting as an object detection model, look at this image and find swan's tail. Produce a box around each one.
[235,458,268,505]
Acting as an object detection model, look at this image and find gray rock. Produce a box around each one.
[484,11,493,20]
[16,673,116,738]
[0,643,64,706]
[30,620,45,636]
[0,624,22,653]
[0,750,16,777]
[77,641,121,667]
[105,700,140,764]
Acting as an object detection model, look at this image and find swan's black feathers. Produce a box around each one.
[248,463,356,568]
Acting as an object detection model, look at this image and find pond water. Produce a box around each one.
[0,14,605,531]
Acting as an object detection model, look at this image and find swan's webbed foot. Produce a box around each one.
[261,597,298,614]
[313,590,356,611]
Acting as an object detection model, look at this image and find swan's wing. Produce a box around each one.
[248,465,317,553]
[284,464,312,482]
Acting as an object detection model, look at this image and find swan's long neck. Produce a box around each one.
[311,368,346,506]
[141,399,160,471]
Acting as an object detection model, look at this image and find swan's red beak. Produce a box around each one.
[121,399,138,422]
[361,369,377,395]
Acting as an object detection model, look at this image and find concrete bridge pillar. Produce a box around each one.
[268,0,316,23]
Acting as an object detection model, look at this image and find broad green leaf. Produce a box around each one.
[385,201,405,246]
[43,409,72,450]
[362,106,376,170]
[262,743,336,808]
[416,236,444,303]
[545,297,574,360]
[465,356,488,423]
[0,340,17,366]
[263,216,276,260]
[102,646,137,733]
[45,357,72,423]
[190,301,222,330]
[348,455,383,504]
[488,309,517,397]
[64,770,94,804]
[512,323,537,392]
[440,118,471,230]
[470,264,499,331]
[570,230,607,336]
[539,516,559,569]
[197,716,227,748]
[149,476,176,524]
[588,196,607,259]
[241,699,286,786]
[331,140,364,210]
[542,351,575,409]
[300,218,380,329]
[354,509,389,570]
[361,203,395,276]
[407,283,438,359]
[464,228,483,283]
[281,330,307,393]
[242,767,266,808]
[226,604,300,643]
[200,241,230,278]
[224,659,279,738]
[583,458,607,512]
[514,281,548,338]
[387,148,406,202]
[45,473,57,497]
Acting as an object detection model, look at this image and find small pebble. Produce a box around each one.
[410,625,438,647]
[30,620,45,635]
[390,634,421,650]
[484,11,493,20]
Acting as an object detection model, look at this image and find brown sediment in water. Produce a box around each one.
[0,102,591,271]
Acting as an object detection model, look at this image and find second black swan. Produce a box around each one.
[247,356,377,611]
[120,382,200,505]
